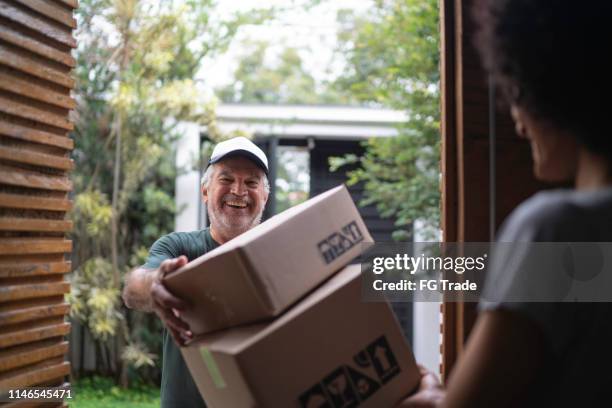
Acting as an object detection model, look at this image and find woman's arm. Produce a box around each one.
[400,309,548,408]
[442,309,547,408]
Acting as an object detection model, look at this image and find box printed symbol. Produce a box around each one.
[367,336,401,383]
[324,367,359,408]
[342,221,363,242]
[345,366,380,400]
[298,335,400,407]
[318,221,364,264]
[318,241,335,264]
[299,384,333,408]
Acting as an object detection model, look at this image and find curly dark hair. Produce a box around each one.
[473,0,612,156]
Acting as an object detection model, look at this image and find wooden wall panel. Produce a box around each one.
[0,0,77,399]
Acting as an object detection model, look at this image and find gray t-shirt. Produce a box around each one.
[480,188,612,406]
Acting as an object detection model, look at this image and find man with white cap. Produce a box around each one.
[123,137,270,407]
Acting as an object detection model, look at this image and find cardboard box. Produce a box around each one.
[181,265,420,408]
[164,185,373,334]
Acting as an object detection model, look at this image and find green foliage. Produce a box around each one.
[122,343,157,369]
[332,0,440,239]
[218,0,440,233]
[68,258,122,341]
[217,41,351,105]
[72,191,113,240]
[70,0,268,382]
[69,376,160,408]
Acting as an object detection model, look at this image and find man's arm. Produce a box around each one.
[123,266,159,312]
[123,256,193,345]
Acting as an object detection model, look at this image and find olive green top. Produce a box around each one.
[144,228,219,408]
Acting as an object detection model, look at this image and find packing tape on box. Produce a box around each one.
[199,347,226,389]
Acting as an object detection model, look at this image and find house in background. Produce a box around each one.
[176,104,408,239]
[174,104,440,374]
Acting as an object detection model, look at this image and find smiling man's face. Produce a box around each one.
[203,156,269,244]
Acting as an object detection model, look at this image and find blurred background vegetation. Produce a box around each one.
[67,0,439,398]
[68,376,159,407]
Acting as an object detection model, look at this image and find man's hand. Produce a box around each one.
[150,256,192,346]
[397,365,445,408]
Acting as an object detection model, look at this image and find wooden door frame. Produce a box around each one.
[440,0,483,379]
[439,0,551,380]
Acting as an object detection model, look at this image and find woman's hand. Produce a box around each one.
[397,365,445,408]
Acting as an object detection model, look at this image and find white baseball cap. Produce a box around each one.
[208,137,269,174]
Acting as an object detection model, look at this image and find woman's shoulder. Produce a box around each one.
[498,189,612,242]
[508,190,578,224]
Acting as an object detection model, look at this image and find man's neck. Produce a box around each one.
[209,225,240,245]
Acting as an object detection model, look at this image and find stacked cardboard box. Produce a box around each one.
[164,185,420,407]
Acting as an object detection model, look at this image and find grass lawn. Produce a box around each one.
[68,376,160,408]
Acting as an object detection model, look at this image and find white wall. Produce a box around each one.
[412,219,442,376]
[174,122,201,232]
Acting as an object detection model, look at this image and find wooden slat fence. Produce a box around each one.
[0,0,77,405]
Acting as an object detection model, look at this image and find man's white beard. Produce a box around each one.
[207,205,264,239]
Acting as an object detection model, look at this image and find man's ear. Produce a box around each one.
[202,184,208,204]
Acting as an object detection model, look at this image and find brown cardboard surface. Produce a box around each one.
[164,185,374,334]
[182,265,420,408]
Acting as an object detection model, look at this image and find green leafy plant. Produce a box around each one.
[70,0,272,385]
[331,0,440,240]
